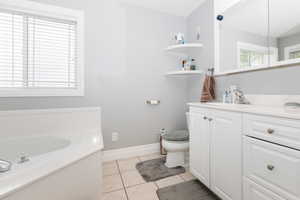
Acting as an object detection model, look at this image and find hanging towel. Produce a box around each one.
[200,75,215,102]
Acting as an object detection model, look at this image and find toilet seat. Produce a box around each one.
[162,130,189,142]
[162,130,189,168]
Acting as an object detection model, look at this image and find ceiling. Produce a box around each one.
[119,0,207,17]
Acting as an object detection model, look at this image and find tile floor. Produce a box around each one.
[103,153,196,200]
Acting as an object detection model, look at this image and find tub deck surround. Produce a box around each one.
[188,102,300,120]
[0,107,103,199]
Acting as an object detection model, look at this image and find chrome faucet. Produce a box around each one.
[232,88,250,104]
[0,159,12,173]
[224,86,250,104]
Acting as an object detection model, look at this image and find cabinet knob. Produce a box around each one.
[267,128,275,134]
[203,116,208,120]
[208,118,213,122]
[267,165,275,171]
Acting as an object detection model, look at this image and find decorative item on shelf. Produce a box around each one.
[174,32,185,44]
[190,65,196,71]
[182,57,196,71]
[182,60,187,71]
[190,58,197,70]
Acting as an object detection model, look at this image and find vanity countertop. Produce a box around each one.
[188,102,300,120]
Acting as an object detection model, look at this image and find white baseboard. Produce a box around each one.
[102,143,160,162]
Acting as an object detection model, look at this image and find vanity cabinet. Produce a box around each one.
[189,107,242,200]
[189,103,300,200]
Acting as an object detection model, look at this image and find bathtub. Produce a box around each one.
[0,108,103,200]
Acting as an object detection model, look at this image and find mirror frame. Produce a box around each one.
[213,0,300,76]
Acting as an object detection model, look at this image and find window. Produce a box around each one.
[237,42,278,68]
[0,0,84,97]
[239,49,265,68]
[284,44,300,60]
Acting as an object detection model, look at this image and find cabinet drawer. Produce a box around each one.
[190,107,208,114]
[244,178,287,200]
[244,137,300,200]
[243,114,300,150]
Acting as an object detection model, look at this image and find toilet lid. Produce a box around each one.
[162,130,189,141]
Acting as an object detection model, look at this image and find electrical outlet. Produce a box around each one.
[112,132,119,142]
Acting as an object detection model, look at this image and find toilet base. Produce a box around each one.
[165,151,185,168]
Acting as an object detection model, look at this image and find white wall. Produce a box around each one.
[1,0,188,150]
[186,0,214,102]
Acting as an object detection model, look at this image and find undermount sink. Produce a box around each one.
[206,102,252,108]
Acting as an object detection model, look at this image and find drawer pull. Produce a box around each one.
[267,165,275,171]
[267,128,275,134]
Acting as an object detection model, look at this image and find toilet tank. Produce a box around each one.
[186,112,190,131]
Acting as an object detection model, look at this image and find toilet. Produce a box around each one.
[162,113,190,168]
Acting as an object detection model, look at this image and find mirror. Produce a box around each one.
[269,0,300,64]
[215,0,300,74]
[217,0,269,73]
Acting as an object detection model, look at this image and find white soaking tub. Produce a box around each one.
[0,108,103,200]
[0,136,71,164]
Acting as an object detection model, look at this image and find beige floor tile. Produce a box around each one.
[121,170,145,187]
[104,160,117,165]
[180,171,196,181]
[103,161,119,176]
[126,183,158,200]
[118,157,140,172]
[103,189,127,200]
[139,153,165,161]
[155,175,184,188]
[103,174,124,193]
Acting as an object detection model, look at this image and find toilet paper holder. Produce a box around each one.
[146,100,160,105]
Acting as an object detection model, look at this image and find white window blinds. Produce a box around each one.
[0,10,77,89]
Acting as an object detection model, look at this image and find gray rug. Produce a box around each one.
[157,180,221,200]
[136,157,185,182]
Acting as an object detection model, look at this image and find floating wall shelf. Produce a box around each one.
[164,43,203,57]
[165,70,203,77]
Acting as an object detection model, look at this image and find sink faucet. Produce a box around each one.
[0,159,12,173]
[223,86,250,104]
[232,88,250,104]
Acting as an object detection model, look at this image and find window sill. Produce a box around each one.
[0,88,84,97]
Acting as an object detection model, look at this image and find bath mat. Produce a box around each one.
[156,180,221,200]
[136,157,185,182]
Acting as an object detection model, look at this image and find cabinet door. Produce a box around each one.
[210,110,242,200]
[189,109,210,187]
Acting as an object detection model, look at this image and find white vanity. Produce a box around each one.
[188,102,300,200]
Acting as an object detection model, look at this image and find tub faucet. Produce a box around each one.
[18,154,30,164]
[0,159,11,173]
